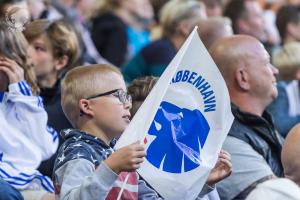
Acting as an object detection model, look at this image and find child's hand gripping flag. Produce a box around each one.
[115,27,234,200]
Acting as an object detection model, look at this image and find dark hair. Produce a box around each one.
[127,76,158,117]
[223,0,252,34]
[276,5,300,40]
[150,0,169,23]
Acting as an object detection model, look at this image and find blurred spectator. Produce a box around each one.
[122,0,206,83]
[150,0,170,23]
[246,178,300,200]
[276,5,300,45]
[281,123,300,187]
[200,0,223,17]
[268,42,300,137]
[210,35,284,199]
[148,0,170,40]
[198,16,233,49]
[224,0,275,54]
[263,0,283,47]
[27,0,62,21]
[224,0,265,40]
[23,19,79,177]
[0,23,58,200]
[91,0,154,67]
[52,0,108,64]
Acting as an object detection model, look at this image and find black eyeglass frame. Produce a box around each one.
[86,89,132,105]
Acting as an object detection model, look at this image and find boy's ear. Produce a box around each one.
[79,99,94,117]
[54,55,69,71]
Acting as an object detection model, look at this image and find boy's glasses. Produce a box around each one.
[86,89,132,105]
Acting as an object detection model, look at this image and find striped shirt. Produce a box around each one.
[0,81,58,192]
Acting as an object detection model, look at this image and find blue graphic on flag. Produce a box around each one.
[146,101,210,173]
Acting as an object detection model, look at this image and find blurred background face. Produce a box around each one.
[27,34,56,79]
[243,1,266,41]
[183,7,207,36]
[201,0,223,17]
[123,0,154,21]
[206,6,222,17]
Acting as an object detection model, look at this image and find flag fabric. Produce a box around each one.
[115,27,234,200]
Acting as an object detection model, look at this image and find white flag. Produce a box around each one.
[115,27,234,200]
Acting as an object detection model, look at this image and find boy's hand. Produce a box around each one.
[104,141,146,174]
[0,57,24,84]
[206,150,232,186]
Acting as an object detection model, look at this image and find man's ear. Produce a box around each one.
[54,55,69,71]
[78,99,94,117]
[235,67,250,91]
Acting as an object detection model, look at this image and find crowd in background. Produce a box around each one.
[1,0,300,199]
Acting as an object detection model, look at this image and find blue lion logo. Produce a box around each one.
[146,101,210,173]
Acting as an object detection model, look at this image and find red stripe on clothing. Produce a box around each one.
[106,187,138,200]
[118,172,138,185]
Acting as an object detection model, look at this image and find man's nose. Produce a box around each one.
[271,64,279,75]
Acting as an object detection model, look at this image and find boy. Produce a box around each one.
[54,64,160,199]
[54,64,218,200]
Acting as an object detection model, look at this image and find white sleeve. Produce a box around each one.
[6,81,58,160]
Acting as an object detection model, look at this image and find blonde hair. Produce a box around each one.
[159,0,206,37]
[61,64,122,128]
[273,42,300,80]
[23,19,80,77]
[0,23,39,94]
[94,0,121,15]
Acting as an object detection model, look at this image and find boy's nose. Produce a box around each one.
[124,101,132,110]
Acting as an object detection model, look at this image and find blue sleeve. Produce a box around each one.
[267,83,300,137]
